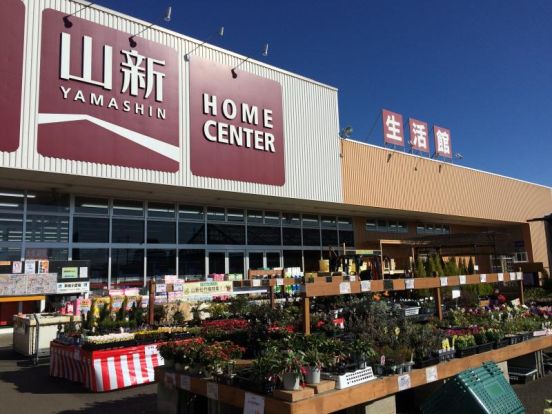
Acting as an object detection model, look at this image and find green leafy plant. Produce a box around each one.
[453,334,476,350]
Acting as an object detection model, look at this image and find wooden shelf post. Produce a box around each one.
[302,294,311,335]
[148,278,155,325]
[434,286,443,321]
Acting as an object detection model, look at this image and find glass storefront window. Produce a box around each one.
[266,252,280,268]
[248,252,263,270]
[74,196,109,215]
[302,228,320,246]
[0,214,23,242]
[179,205,204,221]
[338,217,353,230]
[178,249,205,278]
[283,227,301,246]
[207,224,246,245]
[0,190,25,211]
[207,207,225,221]
[283,250,302,269]
[25,215,69,242]
[72,248,108,284]
[247,210,263,223]
[147,249,176,276]
[112,248,144,283]
[247,226,281,245]
[148,202,175,219]
[322,229,338,246]
[0,247,20,261]
[366,220,377,232]
[112,219,144,244]
[208,252,225,274]
[147,221,176,244]
[264,211,280,225]
[113,199,144,217]
[302,214,319,227]
[339,230,355,247]
[25,248,68,261]
[73,217,109,243]
[26,192,69,213]
[321,216,337,228]
[229,252,244,275]
[303,250,321,272]
[227,209,244,222]
[282,213,301,226]
[179,222,205,244]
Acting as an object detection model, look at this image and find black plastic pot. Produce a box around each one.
[414,356,440,369]
[493,339,509,349]
[455,345,478,358]
[476,342,494,353]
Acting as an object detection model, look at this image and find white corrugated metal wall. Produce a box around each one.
[1,0,343,204]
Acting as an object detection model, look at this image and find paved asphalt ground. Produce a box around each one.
[1,332,551,414]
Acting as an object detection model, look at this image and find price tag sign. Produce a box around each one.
[517,272,523,281]
[397,374,411,391]
[439,277,448,287]
[459,275,466,285]
[243,392,265,414]
[360,280,371,292]
[426,366,438,383]
[145,345,158,356]
[251,279,261,287]
[480,274,487,283]
[164,372,176,389]
[206,382,218,400]
[276,278,284,286]
[405,279,415,290]
[497,273,504,282]
[339,282,351,294]
[179,374,191,391]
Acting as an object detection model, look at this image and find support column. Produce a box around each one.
[302,295,311,335]
[434,287,443,321]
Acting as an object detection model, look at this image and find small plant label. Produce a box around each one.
[397,374,411,391]
[244,392,265,414]
[164,372,176,389]
[179,374,191,391]
[440,277,448,287]
[497,273,504,282]
[276,278,284,286]
[425,366,438,383]
[360,280,371,292]
[459,275,466,285]
[339,282,351,294]
[206,382,218,400]
[452,288,461,299]
[405,279,415,290]
[480,274,487,283]
[251,279,261,287]
[517,272,523,280]
[349,275,357,282]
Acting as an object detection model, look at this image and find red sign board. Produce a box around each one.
[433,125,452,158]
[408,118,429,153]
[0,0,25,152]
[382,109,404,146]
[189,57,285,186]
[37,9,180,172]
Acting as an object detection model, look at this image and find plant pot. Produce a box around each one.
[493,339,509,349]
[455,345,478,358]
[414,356,440,369]
[282,372,301,391]
[505,334,521,345]
[476,343,494,354]
[175,362,185,372]
[518,332,533,342]
[305,366,321,385]
[388,364,404,375]
[402,361,415,373]
[164,358,175,369]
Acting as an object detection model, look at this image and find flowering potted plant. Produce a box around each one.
[453,334,477,358]
[279,350,305,391]
[349,338,375,369]
[303,348,326,385]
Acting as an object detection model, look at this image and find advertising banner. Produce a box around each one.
[37,9,179,172]
[0,0,25,152]
[433,125,452,158]
[182,281,233,300]
[189,57,285,185]
[408,118,429,153]
[382,109,404,146]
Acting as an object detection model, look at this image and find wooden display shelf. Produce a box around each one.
[158,336,552,414]
[233,278,301,288]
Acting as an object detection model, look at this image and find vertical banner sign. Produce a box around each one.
[0,0,25,152]
[382,109,404,146]
[433,125,452,158]
[189,57,285,185]
[408,118,429,153]
[37,9,179,172]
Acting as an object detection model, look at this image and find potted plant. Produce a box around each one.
[250,346,281,394]
[485,328,507,349]
[303,348,325,385]
[348,338,375,369]
[454,334,477,358]
[280,350,305,391]
[158,343,175,369]
[473,328,493,353]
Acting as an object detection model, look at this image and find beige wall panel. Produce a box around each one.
[342,141,552,223]
[529,221,551,274]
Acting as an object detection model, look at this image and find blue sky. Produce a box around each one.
[93,0,552,187]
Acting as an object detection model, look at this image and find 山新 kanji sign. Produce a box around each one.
[382,109,404,146]
[189,57,285,186]
[433,125,452,158]
[37,9,179,172]
[0,0,25,153]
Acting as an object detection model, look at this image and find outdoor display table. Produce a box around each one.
[50,340,164,392]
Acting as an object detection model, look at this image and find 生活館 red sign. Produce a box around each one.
[37,9,179,172]
[0,0,25,153]
[189,57,285,186]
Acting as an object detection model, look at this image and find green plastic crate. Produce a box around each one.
[421,362,525,414]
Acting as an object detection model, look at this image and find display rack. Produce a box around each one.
[157,335,552,414]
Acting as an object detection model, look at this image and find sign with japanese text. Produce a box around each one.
[382,109,404,146]
[56,281,90,294]
[0,0,25,153]
[189,57,285,185]
[408,118,429,152]
[433,125,452,158]
[37,9,179,171]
